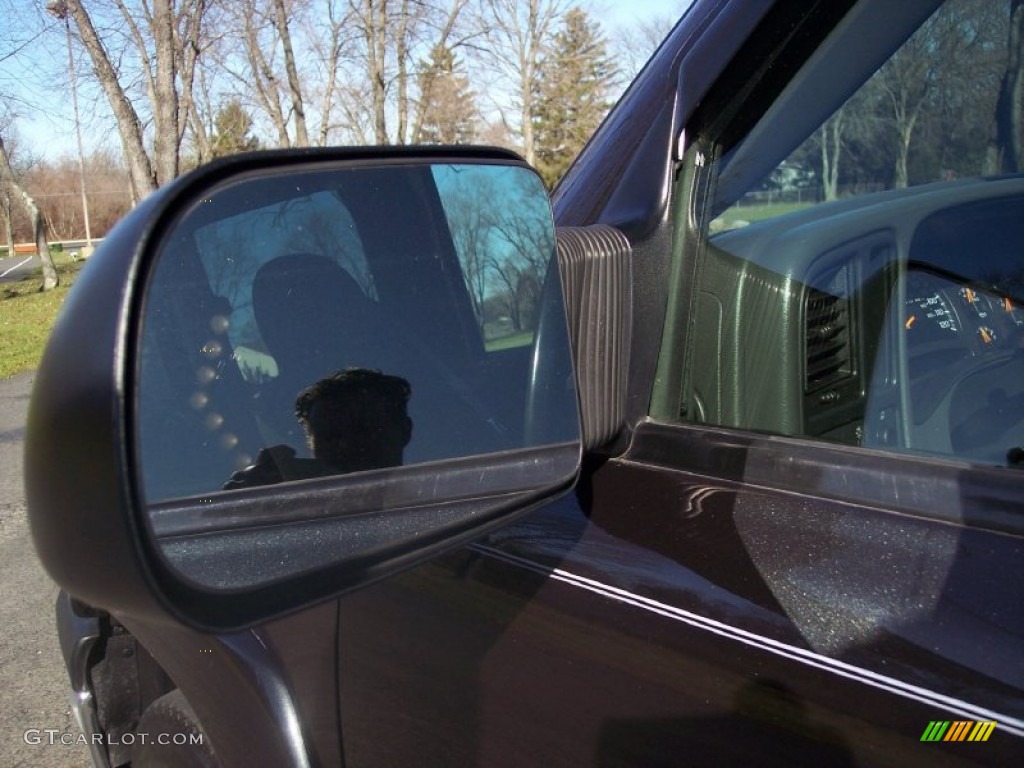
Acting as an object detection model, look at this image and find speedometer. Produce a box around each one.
[903,271,970,378]
[905,289,959,335]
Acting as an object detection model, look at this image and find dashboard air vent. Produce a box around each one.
[805,288,852,392]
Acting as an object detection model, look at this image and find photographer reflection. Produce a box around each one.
[224,368,413,490]
[296,368,413,472]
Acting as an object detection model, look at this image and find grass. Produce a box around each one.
[0,256,84,379]
[732,201,815,222]
[485,331,534,351]
[711,201,815,232]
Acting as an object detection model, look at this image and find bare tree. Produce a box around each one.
[0,134,58,290]
[815,94,875,200]
[306,0,354,146]
[612,13,676,83]
[486,175,552,330]
[0,117,23,255]
[229,0,328,148]
[174,0,211,166]
[818,110,845,201]
[333,82,377,143]
[237,0,293,146]
[64,0,155,197]
[872,0,998,187]
[348,0,391,143]
[187,49,216,165]
[273,0,310,146]
[876,43,933,189]
[63,0,208,197]
[447,189,492,321]
[395,0,414,143]
[410,0,472,143]
[473,0,568,164]
[339,0,472,145]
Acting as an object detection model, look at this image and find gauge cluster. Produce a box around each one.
[896,266,1024,465]
[903,268,1024,376]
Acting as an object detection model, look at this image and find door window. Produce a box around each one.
[660,0,1024,468]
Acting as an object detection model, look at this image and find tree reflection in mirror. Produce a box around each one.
[136,159,579,588]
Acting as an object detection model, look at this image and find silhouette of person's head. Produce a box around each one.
[295,368,412,473]
[252,254,375,376]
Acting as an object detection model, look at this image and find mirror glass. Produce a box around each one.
[136,160,579,589]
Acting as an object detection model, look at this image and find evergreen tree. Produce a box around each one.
[533,8,615,187]
[211,100,261,158]
[416,45,479,145]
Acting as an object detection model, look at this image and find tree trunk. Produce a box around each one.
[273,0,310,147]
[884,84,921,189]
[2,190,14,258]
[66,0,157,197]
[176,0,208,163]
[366,0,389,143]
[895,110,919,189]
[520,0,547,165]
[0,137,58,291]
[30,199,59,291]
[153,0,181,184]
[317,1,347,146]
[519,46,535,164]
[820,117,842,201]
[396,0,410,144]
[994,0,1024,173]
[189,64,214,164]
[242,2,293,147]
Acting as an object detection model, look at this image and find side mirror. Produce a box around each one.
[26,148,580,630]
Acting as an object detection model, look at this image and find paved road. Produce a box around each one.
[0,256,40,284]
[0,371,90,767]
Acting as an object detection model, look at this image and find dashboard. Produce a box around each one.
[705,175,1024,469]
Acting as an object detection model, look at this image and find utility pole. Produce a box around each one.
[46,0,94,257]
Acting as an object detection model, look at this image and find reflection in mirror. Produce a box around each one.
[223,368,413,489]
[136,159,579,589]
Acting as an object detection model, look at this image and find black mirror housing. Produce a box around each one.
[26,146,581,631]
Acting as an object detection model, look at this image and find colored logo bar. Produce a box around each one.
[921,721,997,742]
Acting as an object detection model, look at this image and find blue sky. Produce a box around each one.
[603,0,689,24]
[2,0,694,162]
